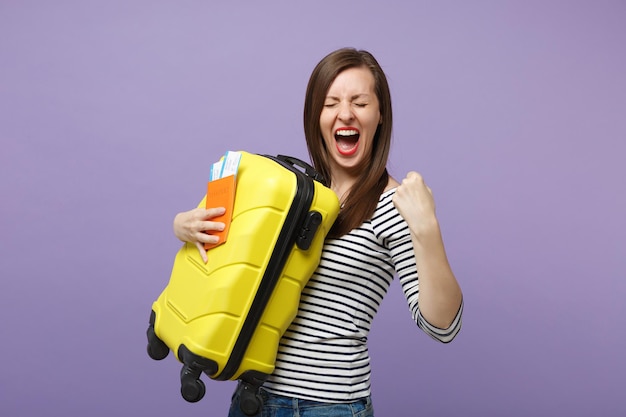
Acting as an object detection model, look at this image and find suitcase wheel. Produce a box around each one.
[146,324,169,360]
[237,381,263,416]
[239,390,262,416]
[180,371,206,403]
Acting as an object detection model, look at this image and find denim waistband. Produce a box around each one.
[260,389,373,413]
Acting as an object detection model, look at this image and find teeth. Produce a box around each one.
[336,129,359,136]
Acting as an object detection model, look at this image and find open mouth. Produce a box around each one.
[334,128,360,156]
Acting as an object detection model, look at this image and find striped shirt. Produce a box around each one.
[262,188,463,402]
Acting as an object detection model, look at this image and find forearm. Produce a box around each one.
[410,218,463,329]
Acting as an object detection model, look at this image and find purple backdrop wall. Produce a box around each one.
[1,1,624,416]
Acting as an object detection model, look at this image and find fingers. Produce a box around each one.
[397,172,431,196]
[195,219,226,233]
[401,171,429,189]
[194,225,223,244]
[404,171,423,182]
[192,208,226,232]
[203,207,226,219]
[195,242,208,264]
[174,206,228,263]
[174,207,227,243]
[190,207,226,221]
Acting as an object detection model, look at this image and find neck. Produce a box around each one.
[330,174,357,203]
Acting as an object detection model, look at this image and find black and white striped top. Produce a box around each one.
[263,188,463,402]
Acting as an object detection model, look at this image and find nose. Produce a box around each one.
[337,102,354,122]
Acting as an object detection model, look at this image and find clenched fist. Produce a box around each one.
[392,172,438,239]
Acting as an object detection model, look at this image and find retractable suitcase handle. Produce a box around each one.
[275,155,326,186]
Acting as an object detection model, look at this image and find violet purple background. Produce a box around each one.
[1,1,625,416]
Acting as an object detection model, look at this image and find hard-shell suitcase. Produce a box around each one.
[146,152,340,415]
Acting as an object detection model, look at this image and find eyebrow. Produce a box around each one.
[325,94,371,101]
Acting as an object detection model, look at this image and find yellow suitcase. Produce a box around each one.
[146,152,339,414]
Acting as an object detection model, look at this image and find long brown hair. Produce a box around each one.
[304,48,393,237]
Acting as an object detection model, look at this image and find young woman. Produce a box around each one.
[173,48,463,417]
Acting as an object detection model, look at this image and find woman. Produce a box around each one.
[173,48,463,417]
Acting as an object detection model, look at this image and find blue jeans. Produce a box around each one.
[228,384,374,417]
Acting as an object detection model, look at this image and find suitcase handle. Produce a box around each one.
[275,155,326,185]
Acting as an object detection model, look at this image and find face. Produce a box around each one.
[320,66,381,175]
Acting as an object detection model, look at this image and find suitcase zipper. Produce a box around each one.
[215,156,316,381]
